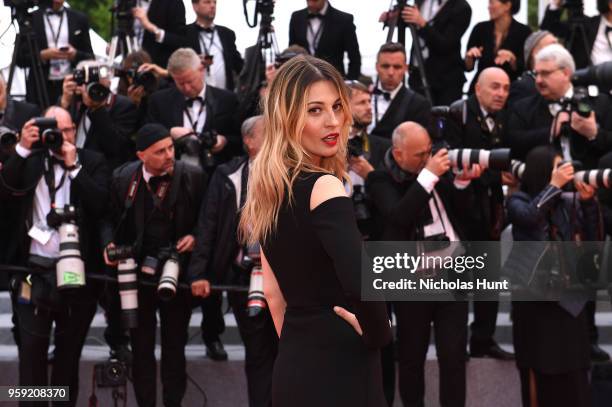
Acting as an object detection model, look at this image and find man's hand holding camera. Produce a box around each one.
[60,75,77,109]
[550,161,574,188]
[19,120,40,150]
[425,148,451,177]
[552,111,598,139]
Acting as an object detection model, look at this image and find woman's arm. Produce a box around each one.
[261,248,286,337]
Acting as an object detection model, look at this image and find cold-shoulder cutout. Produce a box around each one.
[310,173,347,211]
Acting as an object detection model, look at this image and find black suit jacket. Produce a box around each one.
[444,95,507,240]
[184,24,244,91]
[68,94,138,169]
[289,4,361,79]
[1,98,41,133]
[101,160,206,276]
[370,86,433,140]
[507,92,612,168]
[142,0,186,67]
[540,6,600,69]
[0,148,109,274]
[411,0,472,93]
[146,85,241,162]
[17,8,93,105]
[366,164,470,242]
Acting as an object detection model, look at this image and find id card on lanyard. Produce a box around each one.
[46,12,71,80]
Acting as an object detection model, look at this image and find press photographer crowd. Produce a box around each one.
[3,0,612,405]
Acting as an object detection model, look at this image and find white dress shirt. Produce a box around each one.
[368,81,404,133]
[306,1,329,55]
[44,8,70,80]
[198,25,227,89]
[416,168,460,242]
[590,16,612,66]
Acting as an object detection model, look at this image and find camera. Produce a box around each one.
[574,169,612,189]
[114,64,157,94]
[352,185,371,221]
[106,245,136,263]
[94,358,128,388]
[174,129,217,169]
[73,65,111,103]
[347,136,364,158]
[33,117,63,152]
[447,148,512,172]
[559,87,592,118]
[157,247,180,301]
[0,126,18,150]
[510,159,525,180]
[573,61,612,90]
[47,205,86,290]
[238,242,268,317]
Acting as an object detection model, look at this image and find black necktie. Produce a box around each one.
[373,88,391,101]
[50,156,69,170]
[186,96,204,107]
[46,8,64,16]
[307,13,324,19]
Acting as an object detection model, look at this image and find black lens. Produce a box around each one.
[488,148,511,171]
[42,129,63,151]
[134,71,156,93]
[87,83,110,102]
[0,127,17,148]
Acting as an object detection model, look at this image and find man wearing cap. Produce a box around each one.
[101,123,206,407]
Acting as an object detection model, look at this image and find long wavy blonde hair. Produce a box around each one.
[239,55,352,245]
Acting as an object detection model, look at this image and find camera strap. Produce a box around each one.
[199,28,215,57]
[43,155,68,209]
[184,101,206,133]
[430,191,448,237]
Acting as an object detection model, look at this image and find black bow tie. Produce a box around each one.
[197,25,214,34]
[149,174,171,189]
[307,13,324,19]
[373,88,391,101]
[46,8,64,16]
[49,156,69,170]
[606,26,612,34]
[185,96,204,107]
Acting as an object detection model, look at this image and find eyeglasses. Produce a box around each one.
[533,67,563,79]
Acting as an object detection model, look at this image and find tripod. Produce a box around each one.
[107,0,139,64]
[6,9,50,108]
[384,0,433,103]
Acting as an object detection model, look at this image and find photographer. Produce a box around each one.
[541,0,612,69]
[366,121,482,407]
[116,50,169,130]
[380,0,471,104]
[345,79,390,239]
[507,146,599,407]
[132,0,187,68]
[184,0,244,91]
[0,106,109,406]
[101,123,205,406]
[16,0,93,106]
[60,60,139,169]
[444,67,515,361]
[147,48,240,169]
[507,44,612,169]
[368,42,432,140]
[188,115,278,406]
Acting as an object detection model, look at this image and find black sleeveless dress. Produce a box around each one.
[262,172,392,407]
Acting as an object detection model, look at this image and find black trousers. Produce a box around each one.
[470,301,499,350]
[408,71,464,106]
[518,367,591,407]
[228,291,278,407]
[130,285,192,407]
[200,291,225,343]
[395,301,468,407]
[380,302,396,407]
[14,297,97,406]
[98,281,130,350]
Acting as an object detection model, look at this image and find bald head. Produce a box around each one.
[391,122,432,174]
[475,67,510,113]
[44,106,76,145]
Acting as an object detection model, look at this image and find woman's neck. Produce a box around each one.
[494,14,512,34]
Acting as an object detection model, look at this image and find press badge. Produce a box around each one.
[18,280,32,304]
[49,59,70,80]
[28,222,53,245]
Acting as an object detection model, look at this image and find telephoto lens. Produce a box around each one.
[56,224,86,289]
[574,169,612,189]
[0,126,18,149]
[158,251,180,301]
[510,159,525,180]
[448,148,511,171]
[106,245,135,263]
[117,258,139,329]
[247,266,266,317]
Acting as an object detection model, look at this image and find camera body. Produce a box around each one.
[73,65,111,103]
[33,117,63,152]
[174,129,217,168]
[560,87,592,119]
[94,358,128,387]
[0,126,18,150]
[347,136,364,158]
[115,65,157,93]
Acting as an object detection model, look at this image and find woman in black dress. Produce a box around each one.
[239,55,392,406]
[464,0,532,93]
[506,146,598,407]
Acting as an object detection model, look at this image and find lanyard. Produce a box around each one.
[199,29,215,57]
[184,101,206,133]
[307,20,324,54]
[45,11,65,48]
[430,191,448,236]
